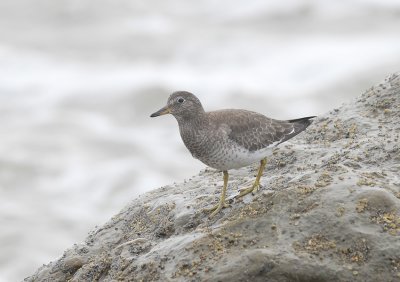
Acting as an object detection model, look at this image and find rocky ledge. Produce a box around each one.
[26,74,400,282]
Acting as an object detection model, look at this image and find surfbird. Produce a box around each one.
[150,91,315,218]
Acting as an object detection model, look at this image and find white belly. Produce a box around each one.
[196,143,276,171]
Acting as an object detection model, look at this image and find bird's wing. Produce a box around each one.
[208,109,314,152]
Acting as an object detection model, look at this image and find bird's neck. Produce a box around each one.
[177,113,210,156]
[175,110,207,126]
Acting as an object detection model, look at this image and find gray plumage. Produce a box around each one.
[151,91,315,171]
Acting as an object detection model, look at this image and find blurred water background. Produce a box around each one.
[1,0,400,280]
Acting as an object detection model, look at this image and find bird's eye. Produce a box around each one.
[177,97,185,104]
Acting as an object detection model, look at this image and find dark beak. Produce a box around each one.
[150,105,171,117]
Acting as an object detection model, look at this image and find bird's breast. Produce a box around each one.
[177,122,272,170]
[179,125,214,159]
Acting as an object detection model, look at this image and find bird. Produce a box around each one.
[150,91,316,218]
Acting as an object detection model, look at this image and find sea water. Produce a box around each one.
[1,0,400,280]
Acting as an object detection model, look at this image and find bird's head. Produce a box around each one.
[150,91,205,121]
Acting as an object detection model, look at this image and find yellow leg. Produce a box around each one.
[236,158,267,198]
[204,171,229,218]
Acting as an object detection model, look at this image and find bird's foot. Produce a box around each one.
[236,183,261,198]
[203,201,229,218]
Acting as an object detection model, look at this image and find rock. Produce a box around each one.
[25,73,400,282]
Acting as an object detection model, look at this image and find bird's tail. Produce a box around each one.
[288,116,316,133]
[276,116,316,145]
[288,116,316,125]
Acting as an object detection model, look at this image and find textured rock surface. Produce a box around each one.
[26,74,400,282]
